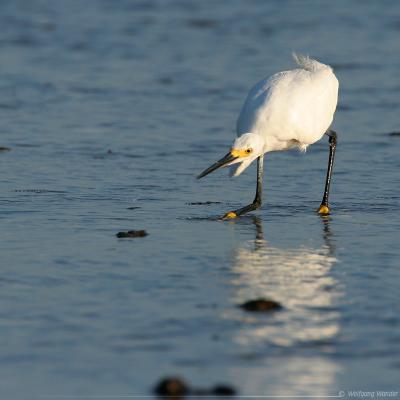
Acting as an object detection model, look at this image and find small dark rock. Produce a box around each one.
[0,146,11,152]
[107,149,113,154]
[212,384,237,396]
[116,230,148,238]
[154,377,189,397]
[240,298,282,312]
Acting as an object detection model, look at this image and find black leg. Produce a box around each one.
[221,155,264,219]
[317,130,337,215]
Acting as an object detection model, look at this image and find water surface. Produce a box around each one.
[1,0,400,398]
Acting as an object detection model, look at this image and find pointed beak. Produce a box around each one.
[197,152,238,179]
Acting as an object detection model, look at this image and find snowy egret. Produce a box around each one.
[197,54,339,219]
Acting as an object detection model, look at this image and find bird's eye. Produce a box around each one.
[245,148,253,154]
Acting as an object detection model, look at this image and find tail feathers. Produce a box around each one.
[292,52,332,72]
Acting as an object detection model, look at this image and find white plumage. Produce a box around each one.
[232,53,339,176]
[197,54,339,218]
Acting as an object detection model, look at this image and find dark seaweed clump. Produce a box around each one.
[154,377,236,398]
[116,230,148,238]
[154,377,188,397]
[240,298,282,312]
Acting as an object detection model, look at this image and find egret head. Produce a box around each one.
[197,133,264,179]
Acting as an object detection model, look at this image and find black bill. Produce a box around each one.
[197,152,238,179]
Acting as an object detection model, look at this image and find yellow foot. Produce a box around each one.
[317,204,330,215]
[220,211,238,220]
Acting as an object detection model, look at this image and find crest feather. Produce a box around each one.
[292,52,332,72]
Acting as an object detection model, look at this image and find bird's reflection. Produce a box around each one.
[226,216,342,394]
[230,216,340,346]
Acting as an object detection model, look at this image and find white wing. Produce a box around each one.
[236,55,339,152]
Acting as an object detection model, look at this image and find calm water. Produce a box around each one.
[1,0,400,398]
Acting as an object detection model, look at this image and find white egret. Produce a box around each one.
[197,54,339,219]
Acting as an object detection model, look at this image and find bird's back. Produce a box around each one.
[236,54,339,152]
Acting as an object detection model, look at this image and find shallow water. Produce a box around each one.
[1,0,400,398]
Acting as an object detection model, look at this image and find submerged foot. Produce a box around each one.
[220,201,261,220]
[220,211,238,220]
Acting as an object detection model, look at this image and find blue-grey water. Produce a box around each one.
[1,0,399,399]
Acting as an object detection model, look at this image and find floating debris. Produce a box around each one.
[187,201,221,205]
[154,377,236,398]
[240,298,282,312]
[14,189,65,193]
[116,230,148,238]
[154,377,189,397]
[388,131,400,137]
[126,206,141,210]
[0,146,11,152]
